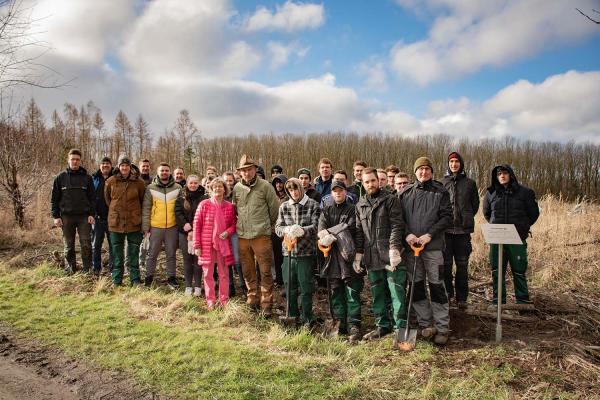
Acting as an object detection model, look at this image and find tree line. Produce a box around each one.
[1,98,598,227]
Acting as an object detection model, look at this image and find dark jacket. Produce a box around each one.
[483,164,539,241]
[315,176,332,197]
[347,181,365,198]
[104,165,146,233]
[398,179,453,251]
[355,189,404,271]
[272,174,289,204]
[175,187,207,234]
[318,201,360,281]
[305,186,322,203]
[140,174,152,186]
[51,167,95,218]
[92,169,113,219]
[441,152,480,234]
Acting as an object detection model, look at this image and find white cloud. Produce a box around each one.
[244,1,325,33]
[267,41,310,69]
[390,0,599,85]
[357,58,388,92]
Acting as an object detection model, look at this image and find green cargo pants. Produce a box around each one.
[330,278,364,330]
[282,256,316,324]
[110,231,143,286]
[368,266,407,330]
[490,242,530,304]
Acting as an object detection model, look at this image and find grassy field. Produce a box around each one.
[0,196,598,399]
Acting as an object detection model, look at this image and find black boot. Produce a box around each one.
[144,275,154,287]
[362,326,392,341]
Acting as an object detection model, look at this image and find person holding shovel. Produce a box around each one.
[354,167,407,341]
[398,157,453,345]
[317,180,364,342]
[274,178,321,329]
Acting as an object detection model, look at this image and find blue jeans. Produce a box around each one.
[92,217,113,273]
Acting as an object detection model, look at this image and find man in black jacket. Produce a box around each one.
[354,168,406,341]
[91,156,113,276]
[483,165,539,305]
[442,152,479,309]
[51,149,96,274]
[399,157,453,345]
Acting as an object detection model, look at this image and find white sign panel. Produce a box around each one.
[480,224,523,245]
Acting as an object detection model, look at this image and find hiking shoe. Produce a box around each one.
[421,326,437,339]
[262,308,273,319]
[144,275,154,287]
[131,280,141,287]
[167,276,179,290]
[457,301,468,310]
[362,326,392,341]
[433,333,449,345]
[348,325,361,343]
[184,287,193,296]
[193,287,202,297]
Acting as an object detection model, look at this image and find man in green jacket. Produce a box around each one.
[232,155,280,317]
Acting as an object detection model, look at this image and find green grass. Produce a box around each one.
[0,263,566,399]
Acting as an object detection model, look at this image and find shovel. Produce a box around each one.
[279,235,298,328]
[395,242,424,352]
[318,242,340,338]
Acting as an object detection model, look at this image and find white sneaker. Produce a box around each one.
[193,287,202,297]
[184,287,193,296]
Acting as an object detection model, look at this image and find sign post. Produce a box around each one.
[480,224,522,343]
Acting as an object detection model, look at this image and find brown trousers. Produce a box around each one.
[238,235,274,310]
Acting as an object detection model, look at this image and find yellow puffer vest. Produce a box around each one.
[142,176,182,231]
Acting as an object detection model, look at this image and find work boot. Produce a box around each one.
[167,276,179,290]
[144,275,154,287]
[362,326,392,341]
[433,333,448,345]
[131,280,141,287]
[262,308,273,319]
[348,325,361,344]
[457,301,468,310]
[420,326,437,339]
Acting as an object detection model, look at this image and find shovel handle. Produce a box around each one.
[284,235,297,252]
[318,242,332,257]
[410,243,424,257]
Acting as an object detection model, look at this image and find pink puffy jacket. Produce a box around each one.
[193,199,237,266]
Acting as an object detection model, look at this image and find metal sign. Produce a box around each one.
[480,224,522,245]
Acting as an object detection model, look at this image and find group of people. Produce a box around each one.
[51,149,539,346]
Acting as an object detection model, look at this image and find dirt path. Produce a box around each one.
[0,326,161,400]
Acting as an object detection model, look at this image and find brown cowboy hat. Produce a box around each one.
[236,154,258,170]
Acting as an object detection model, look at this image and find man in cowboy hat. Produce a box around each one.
[232,154,280,317]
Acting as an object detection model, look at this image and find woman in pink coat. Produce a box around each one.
[193,178,237,309]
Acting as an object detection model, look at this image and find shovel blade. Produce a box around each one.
[394,328,417,351]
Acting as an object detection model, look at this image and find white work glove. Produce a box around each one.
[187,240,195,255]
[317,229,329,239]
[290,224,305,238]
[318,233,336,247]
[389,248,402,268]
[405,233,418,246]
[418,234,432,246]
[353,253,364,274]
[194,248,201,257]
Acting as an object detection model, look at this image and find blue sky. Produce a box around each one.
[15,0,600,142]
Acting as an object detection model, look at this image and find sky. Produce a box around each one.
[10,0,600,142]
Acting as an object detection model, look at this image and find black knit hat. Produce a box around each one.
[101,156,112,164]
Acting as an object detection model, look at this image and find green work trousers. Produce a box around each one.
[110,231,143,286]
[282,256,316,324]
[330,278,364,330]
[367,266,407,330]
[490,242,530,304]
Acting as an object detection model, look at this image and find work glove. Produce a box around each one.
[418,234,432,246]
[194,248,201,258]
[187,240,195,255]
[353,253,364,274]
[389,248,402,268]
[318,233,336,247]
[405,233,418,246]
[317,229,329,239]
[219,231,229,239]
[290,224,305,238]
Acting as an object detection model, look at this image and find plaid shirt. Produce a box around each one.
[275,194,321,257]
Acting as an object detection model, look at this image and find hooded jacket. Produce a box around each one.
[92,168,113,219]
[142,175,182,231]
[271,174,290,204]
[355,189,404,270]
[104,164,146,233]
[274,178,321,257]
[318,200,359,280]
[483,164,539,241]
[174,186,207,234]
[398,179,453,251]
[51,166,95,218]
[441,152,480,234]
[232,176,280,239]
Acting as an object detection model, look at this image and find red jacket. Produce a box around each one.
[193,199,237,266]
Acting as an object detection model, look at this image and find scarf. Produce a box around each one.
[210,198,232,258]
